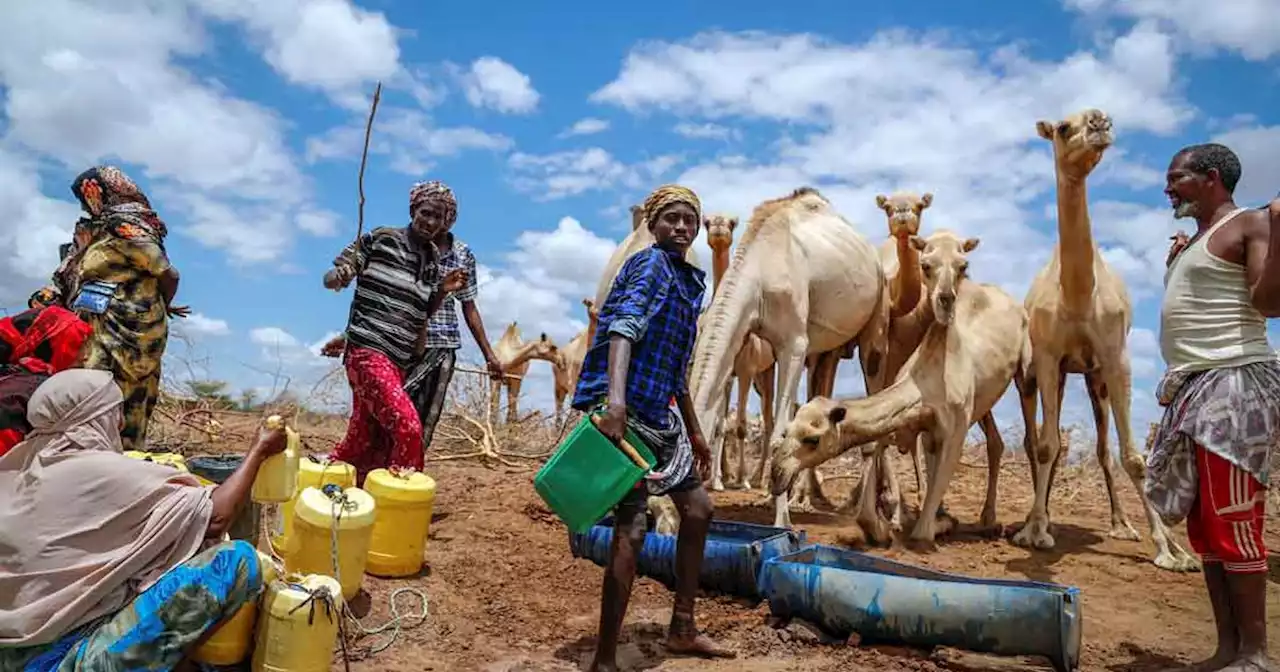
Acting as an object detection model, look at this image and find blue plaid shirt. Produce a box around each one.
[572,244,706,428]
[423,234,479,350]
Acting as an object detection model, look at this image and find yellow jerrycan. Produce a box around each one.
[191,549,281,666]
[285,485,376,601]
[251,415,300,504]
[364,469,437,577]
[251,573,343,672]
[271,456,356,559]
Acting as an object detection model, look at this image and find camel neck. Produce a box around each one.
[1055,174,1096,311]
[710,246,730,296]
[891,235,923,318]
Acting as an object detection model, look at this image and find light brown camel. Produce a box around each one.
[550,299,599,424]
[705,214,777,492]
[875,192,1007,511]
[1015,108,1198,572]
[689,187,890,530]
[489,323,559,424]
[773,230,1032,543]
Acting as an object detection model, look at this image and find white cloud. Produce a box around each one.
[0,148,81,305]
[559,118,610,138]
[1064,0,1280,61]
[453,56,540,114]
[175,313,231,337]
[191,0,401,107]
[506,148,682,201]
[1211,124,1280,207]
[306,107,512,176]
[673,122,738,141]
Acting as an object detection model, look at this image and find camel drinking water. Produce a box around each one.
[772,230,1033,543]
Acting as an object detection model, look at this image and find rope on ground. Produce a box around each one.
[323,484,430,663]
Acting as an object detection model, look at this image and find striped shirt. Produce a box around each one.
[423,234,478,350]
[336,226,438,370]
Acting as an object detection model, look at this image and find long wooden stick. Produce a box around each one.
[356,81,383,242]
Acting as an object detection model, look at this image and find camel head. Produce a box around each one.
[874,191,933,239]
[910,230,979,326]
[704,214,738,251]
[1036,108,1113,180]
[530,333,558,360]
[770,397,847,497]
[582,298,598,320]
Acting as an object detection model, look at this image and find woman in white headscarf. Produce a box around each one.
[0,368,287,670]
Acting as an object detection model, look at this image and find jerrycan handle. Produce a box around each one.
[588,414,650,470]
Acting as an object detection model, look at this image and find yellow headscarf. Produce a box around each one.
[640,184,701,229]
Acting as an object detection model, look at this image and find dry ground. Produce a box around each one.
[150,388,1280,672]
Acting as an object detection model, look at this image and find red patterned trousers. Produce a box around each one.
[331,347,424,483]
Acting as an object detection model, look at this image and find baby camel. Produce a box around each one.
[772,231,1033,542]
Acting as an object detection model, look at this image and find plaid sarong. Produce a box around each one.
[1145,360,1280,526]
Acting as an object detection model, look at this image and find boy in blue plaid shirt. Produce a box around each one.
[572,184,735,670]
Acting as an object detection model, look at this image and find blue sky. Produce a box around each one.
[1,0,1277,445]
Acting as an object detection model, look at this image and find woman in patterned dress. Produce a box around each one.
[67,165,189,450]
[0,369,288,670]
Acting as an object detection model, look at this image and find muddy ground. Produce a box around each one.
[332,446,1280,672]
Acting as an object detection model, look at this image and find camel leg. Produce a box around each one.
[911,437,926,507]
[710,382,731,492]
[506,378,524,425]
[489,379,502,426]
[911,421,963,542]
[978,412,1004,533]
[878,442,905,533]
[1102,357,1200,572]
[749,368,775,490]
[733,378,752,490]
[769,337,810,530]
[554,388,566,426]
[1012,356,1061,550]
[791,352,839,511]
[1084,372,1138,540]
[854,447,892,544]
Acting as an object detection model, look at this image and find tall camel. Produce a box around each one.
[550,299,599,424]
[1016,108,1198,572]
[689,187,890,529]
[489,323,558,424]
[773,231,1032,543]
[704,214,777,491]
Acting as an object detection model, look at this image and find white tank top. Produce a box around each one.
[1160,207,1275,373]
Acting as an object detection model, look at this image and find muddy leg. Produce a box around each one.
[1084,372,1139,541]
[665,486,736,660]
[590,501,649,672]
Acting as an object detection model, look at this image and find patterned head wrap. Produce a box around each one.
[640,184,701,230]
[408,180,458,228]
[69,166,167,243]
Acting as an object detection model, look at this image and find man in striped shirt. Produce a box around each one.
[321,181,467,483]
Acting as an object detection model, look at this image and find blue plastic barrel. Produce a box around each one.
[188,455,261,544]
[757,545,1082,672]
[569,517,806,599]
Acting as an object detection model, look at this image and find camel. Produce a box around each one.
[874,192,1006,510]
[772,230,1033,542]
[704,214,777,492]
[688,187,891,530]
[550,299,599,423]
[1015,108,1198,572]
[489,323,559,424]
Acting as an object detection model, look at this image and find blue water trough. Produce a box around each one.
[568,516,807,599]
[757,544,1082,672]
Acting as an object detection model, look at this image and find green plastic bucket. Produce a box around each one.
[534,413,657,534]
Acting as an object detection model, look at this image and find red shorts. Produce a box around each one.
[1186,445,1269,574]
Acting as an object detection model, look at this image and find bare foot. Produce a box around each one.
[665,632,737,659]
[1160,650,1246,672]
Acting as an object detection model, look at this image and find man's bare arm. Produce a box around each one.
[1245,210,1280,317]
